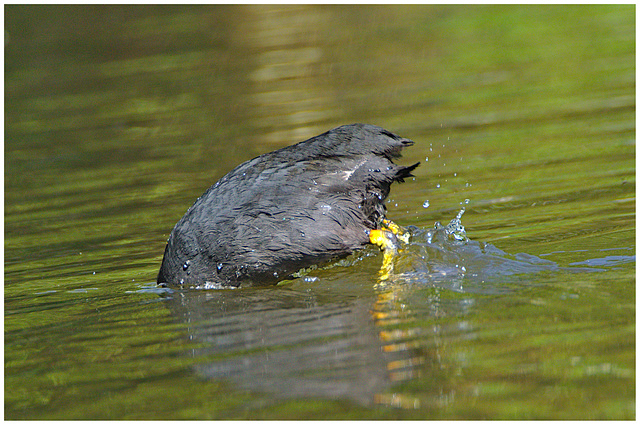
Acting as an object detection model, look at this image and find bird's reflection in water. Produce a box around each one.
[164,216,596,407]
[167,281,422,406]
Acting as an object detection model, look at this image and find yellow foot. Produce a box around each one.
[369,228,399,252]
[381,219,410,244]
[369,220,410,281]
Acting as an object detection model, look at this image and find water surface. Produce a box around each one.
[5,5,635,419]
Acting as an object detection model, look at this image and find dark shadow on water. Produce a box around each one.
[166,286,396,405]
[159,217,618,407]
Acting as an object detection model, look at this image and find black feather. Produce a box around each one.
[157,123,420,287]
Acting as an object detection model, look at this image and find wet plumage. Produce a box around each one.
[157,123,419,287]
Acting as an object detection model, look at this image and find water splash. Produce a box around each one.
[426,207,467,244]
[382,205,604,292]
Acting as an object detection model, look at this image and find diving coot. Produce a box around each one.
[157,123,419,288]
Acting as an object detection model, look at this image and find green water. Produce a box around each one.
[5,5,635,419]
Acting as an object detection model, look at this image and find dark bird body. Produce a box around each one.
[157,123,419,288]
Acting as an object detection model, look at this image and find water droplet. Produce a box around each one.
[422,200,430,208]
[217,263,223,271]
[425,157,429,162]
[436,184,441,188]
